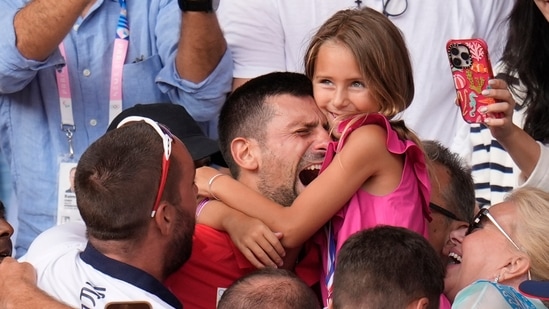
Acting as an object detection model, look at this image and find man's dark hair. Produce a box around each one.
[332,226,445,309]
[218,268,320,309]
[218,72,314,178]
[75,121,182,241]
[422,140,475,223]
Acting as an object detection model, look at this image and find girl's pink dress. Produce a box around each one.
[319,113,431,304]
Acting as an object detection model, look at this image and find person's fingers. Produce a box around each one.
[241,247,267,269]
[244,241,281,268]
[483,117,506,126]
[263,231,286,260]
[244,237,281,268]
[479,102,508,114]
[487,78,508,90]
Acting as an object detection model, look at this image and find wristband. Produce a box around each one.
[196,198,210,218]
[208,173,226,200]
[178,0,214,12]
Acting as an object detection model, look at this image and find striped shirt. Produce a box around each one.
[452,63,549,207]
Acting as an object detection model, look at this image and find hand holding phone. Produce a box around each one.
[446,38,499,123]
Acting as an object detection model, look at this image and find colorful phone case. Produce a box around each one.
[446,38,495,123]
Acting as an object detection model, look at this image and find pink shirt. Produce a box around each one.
[318,114,431,304]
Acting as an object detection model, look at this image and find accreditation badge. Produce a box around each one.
[57,161,82,225]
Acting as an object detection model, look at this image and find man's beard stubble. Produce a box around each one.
[162,207,195,278]
[257,175,297,207]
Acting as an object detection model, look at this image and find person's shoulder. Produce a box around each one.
[341,118,390,157]
[21,222,87,263]
[453,280,532,309]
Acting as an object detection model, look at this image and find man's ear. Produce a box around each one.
[231,137,259,171]
[153,201,174,236]
[406,297,429,309]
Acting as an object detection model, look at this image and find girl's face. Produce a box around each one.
[311,41,380,127]
[534,0,549,22]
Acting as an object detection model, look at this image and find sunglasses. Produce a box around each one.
[117,116,174,218]
[429,202,462,222]
[467,208,532,280]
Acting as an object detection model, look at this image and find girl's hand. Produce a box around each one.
[195,166,227,198]
[479,79,516,140]
[226,216,286,268]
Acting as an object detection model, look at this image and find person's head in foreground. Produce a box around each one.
[445,187,549,308]
[0,200,14,263]
[330,226,444,309]
[76,118,197,280]
[217,267,320,309]
[107,103,225,168]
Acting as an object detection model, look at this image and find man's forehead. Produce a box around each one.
[270,95,323,119]
[269,93,316,108]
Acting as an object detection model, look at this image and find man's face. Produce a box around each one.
[162,140,197,277]
[0,208,14,263]
[255,94,330,206]
[427,163,469,265]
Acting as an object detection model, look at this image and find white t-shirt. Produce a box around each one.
[217,0,514,147]
[21,222,181,309]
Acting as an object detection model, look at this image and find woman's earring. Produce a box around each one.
[494,274,500,284]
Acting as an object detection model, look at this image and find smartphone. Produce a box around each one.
[446,38,497,123]
[105,302,152,309]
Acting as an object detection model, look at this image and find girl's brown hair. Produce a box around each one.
[304,7,420,146]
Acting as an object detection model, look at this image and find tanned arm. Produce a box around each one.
[13,0,94,60]
[176,9,227,83]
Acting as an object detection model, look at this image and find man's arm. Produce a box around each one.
[176,1,227,83]
[13,0,94,60]
[0,258,73,309]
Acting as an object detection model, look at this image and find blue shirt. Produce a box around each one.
[452,280,546,309]
[0,0,232,256]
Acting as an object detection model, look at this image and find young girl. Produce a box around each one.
[196,7,431,304]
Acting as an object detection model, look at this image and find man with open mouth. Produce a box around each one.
[166,72,330,308]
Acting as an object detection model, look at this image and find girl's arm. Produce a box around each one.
[196,124,392,248]
[482,79,540,179]
[196,198,285,268]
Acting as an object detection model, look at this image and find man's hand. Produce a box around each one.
[0,257,73,309]
[0,257,36,289]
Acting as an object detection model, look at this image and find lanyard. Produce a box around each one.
[57,0,129,158]
[324,222,336,305]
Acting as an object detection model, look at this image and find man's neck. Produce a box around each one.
[89,238,165,282]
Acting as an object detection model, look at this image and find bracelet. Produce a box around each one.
[208,173,226,200]
[196,198,210,219]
